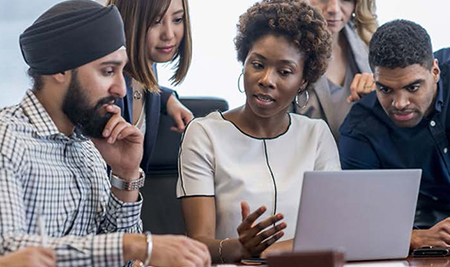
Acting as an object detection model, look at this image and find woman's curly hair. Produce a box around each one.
[235,0,332,84]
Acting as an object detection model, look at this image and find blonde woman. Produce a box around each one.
[294,0,378,140]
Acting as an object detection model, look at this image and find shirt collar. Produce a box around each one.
[21,90,87,141]
[434,79,444,113]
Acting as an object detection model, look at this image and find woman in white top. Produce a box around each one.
[177,0,340,263]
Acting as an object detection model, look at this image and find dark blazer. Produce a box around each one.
[116,75,174,174]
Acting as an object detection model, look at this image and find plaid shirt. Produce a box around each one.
[0,90,143,266]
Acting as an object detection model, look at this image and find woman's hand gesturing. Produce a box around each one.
[237,201,287,258]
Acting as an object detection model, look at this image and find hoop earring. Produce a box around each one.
[296,90,309,109]
[237,71,244,93]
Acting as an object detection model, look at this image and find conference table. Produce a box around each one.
[233,256,450,266]
[321,256,450,266]
[350,256,450,266]
[135,256,450,266]
[406,256,450,266]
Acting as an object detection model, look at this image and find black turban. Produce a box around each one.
[20,0,126,75]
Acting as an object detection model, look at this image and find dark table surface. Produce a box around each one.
[230,256,450,267]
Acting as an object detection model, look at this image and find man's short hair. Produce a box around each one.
[369,19,433,71]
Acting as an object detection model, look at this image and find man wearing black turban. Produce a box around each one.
[0,1,211,267]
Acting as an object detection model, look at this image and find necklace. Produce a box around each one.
[133,90,143,100]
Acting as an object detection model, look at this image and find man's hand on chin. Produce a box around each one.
[91,104,144,179]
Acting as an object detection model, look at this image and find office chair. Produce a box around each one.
[140,96,229,234]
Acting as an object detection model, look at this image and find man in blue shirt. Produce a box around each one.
[339,19,450,249]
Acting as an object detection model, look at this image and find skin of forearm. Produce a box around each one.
[122,233,147,263]
[192,235,243,263]
[0,257,7,267]
[201,237,292,262]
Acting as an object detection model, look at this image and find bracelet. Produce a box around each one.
[110,168,145,191]
[143,231,152,266]
[218,238,229,263]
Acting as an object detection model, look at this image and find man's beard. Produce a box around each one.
[62,70,117,138]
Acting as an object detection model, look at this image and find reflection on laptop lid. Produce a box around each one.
[293,169,422,261]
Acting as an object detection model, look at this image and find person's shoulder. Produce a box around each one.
[289,114,336,149]
[188,111,223,126]
[434,47,450,65]
[340,92,380,136]
[184,111,224,135]
[0,104,30,159]
[435,48,450,80]
[290,112,324,125]
[289,113,330,134]
[0,104,31,132]
[350,90,378,113]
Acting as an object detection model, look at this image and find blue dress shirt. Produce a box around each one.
[339,48,450,228]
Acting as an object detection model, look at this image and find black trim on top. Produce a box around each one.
[178,118,198,197]
[178,132,186,196]
[263,139,277,216]
[218,111,292,140]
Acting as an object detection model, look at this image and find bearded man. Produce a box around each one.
[0,1,210,266]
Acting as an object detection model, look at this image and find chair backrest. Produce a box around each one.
[141,96,228,234]
[147,96,229,176]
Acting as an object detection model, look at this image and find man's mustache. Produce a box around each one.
[94,96,118,110]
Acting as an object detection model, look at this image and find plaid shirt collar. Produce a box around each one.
[21,90,88,141]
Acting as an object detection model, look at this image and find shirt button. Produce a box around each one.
[430,121,436,127]
[445,148,448,154]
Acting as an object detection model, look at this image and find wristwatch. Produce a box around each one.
[110,168,145,191]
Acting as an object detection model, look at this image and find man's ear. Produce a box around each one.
[51,70,70,84]
[431,59,440,83]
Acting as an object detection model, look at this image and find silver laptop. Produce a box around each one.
[293,169,422,261]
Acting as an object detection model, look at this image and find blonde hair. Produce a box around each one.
[354,0,378,46]
[106,0,192,92]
